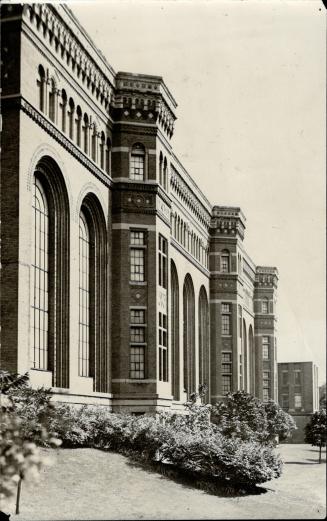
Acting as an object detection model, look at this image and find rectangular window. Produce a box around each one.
[282,371,288,386]
[294,394,302,409]
[221,255,229,273]
[294,370,301,386]
[262,336,269,360]
[158,312,168,382]
[281,394,289,409]
[222,363,232,373]
[131,231,145,246]
[262,300,268,314]
[130,309,145,324]
[158,235,168,289]
[263,388,269,402]
[222,375,231,394]
[222,352,232,363]
[221,303,231,336]
[130,346,145,379]
[130,155,144,181]
[130,231,146,283]
[130,327,145,343]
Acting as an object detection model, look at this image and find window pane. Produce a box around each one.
[221,315,230,335]
[79,212,90,377]
[131,231,145,245]
[130,309,145,324]
[130,154,144,181]
[222,352,232,363]
[221,303,230,314]
[130,249,145,281]
[130,327,145,343]
[130,346,145,379]
[222,375,231,393]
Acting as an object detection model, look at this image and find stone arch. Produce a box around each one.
[183,274,195,397]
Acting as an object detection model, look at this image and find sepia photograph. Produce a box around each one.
[0,0,326,519]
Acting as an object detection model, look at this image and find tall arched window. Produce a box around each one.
[198,287,209,402]
[163,157,167,190]
[242,319,247,391]
[83,113,89,154]
[159,152,163,186]
[76,106,82,147]
[61,89,67,133]
[48,78,56,123]
[91,125,97,162]
[130,143,145,181]
[183,274,195,397]
[79,211,91,377]
[221,249,230,273]
[105,137,111,174]
[100,132,105,170]
[248,325,255,395]
[171,261,180,400]
[31,178,49,370]
[30,159,70,388]
[37,65,46,113]
[78,196,108,392]
[68,98,75,140]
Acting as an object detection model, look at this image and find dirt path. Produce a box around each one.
[1,444,325,520]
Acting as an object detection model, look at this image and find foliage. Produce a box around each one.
[211,391,296,445]
[304,409,327,463]
[0,370,29,395]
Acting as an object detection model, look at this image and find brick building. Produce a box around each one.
[278,361,319,442]
[1,4,278,412]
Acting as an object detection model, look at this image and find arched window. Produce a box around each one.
[30,159,70,388]
[105,137,111,174]
[48,78,56,122]
[199,287,209,403]
[68,98,75,140]
[241,319,247,391]
[163,157,167,191]
[31,178,49,370]
[78,196,108,392]
[76,106,82,147]
[79,211,91,377]
[61,89,67,133]
[100,132,105,170]
[130,143,145,181]
[91,125,97,162]
[171,261,180,400]
[159,152,163,186]
[183,274,195,397]
[248,325,255,395]
[262,298,269,314]
[37,65,46,113]
[221,249,230,273]
[83,113,89,154]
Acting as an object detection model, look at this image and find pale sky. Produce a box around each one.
[70,0,326,384]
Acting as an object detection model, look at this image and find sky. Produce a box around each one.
[70,0,326,384]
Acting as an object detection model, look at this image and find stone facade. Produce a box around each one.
[1,4,278,412]
[278,361,319,443]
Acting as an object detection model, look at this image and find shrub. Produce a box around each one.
[305,409,327,463]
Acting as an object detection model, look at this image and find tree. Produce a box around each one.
[304,409,327,463]
[211,391,296,445]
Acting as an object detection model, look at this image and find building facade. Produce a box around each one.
[278,361,319,442]
[1,3,278,413]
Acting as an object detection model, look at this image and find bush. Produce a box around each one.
[305,409,327,463]
[8,385,283,489]
[211,391,296,445]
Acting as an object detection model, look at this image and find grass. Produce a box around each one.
[1,444,326,520]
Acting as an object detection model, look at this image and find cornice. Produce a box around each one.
[17,96,113,188]
[170,167,211,228]
[171,238,210,278]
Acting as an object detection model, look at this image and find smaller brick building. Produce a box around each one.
[278,361,319,443]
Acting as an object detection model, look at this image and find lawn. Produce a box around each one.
[1,444,325,520]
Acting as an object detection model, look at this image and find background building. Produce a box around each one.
[278,361,319,443]
[1,3,278,413]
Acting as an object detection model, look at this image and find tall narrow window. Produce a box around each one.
[130,308,146,379]
[61,89,67,133]
[37,65,46,113]
[105,137,111,174]
[262,336,269,359]
[158,235,167,289]
[83,113,89,154]
[79,212,91,377]
[130,230,146,282]
[221,303,231,335]
[159,312,168,382]
[159,152,163,186]
[68,98,75,140]
[31,178,49,370]
[294,370,301,386]
[48,79,56,123]
[100,132,105,170]
[91,125,97,162]
[263,370,270,402]
[221,250,230,273]
[76,106,82,147]
[130,143,145,181]
[163,157,167,190]
[262,298,269,314]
